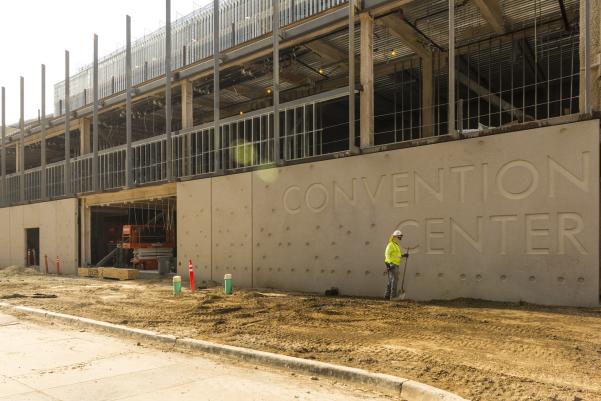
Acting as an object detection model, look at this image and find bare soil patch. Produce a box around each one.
[1,267,600,401]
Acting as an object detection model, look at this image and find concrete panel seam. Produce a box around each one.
[0,302,467,401]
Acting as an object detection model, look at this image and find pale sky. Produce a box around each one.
[0,0,212,126]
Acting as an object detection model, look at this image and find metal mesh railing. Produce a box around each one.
[53,0,347,114]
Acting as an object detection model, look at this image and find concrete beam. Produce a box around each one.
[79,118,91,155]
[422,56,434,137]
[360,12,374,148]
[471,0,506,34]
[380,13,430,58]
[181,79,193,176]
[181,80,194,129]
[305,40,348,69]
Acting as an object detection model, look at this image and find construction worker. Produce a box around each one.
[384,230,409,300]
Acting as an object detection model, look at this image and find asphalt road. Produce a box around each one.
[0,312,389,401]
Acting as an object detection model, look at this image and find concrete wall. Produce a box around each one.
[181,120,598,306]
[0,198,78,274]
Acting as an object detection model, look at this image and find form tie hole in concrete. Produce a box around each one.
[330,269,335,274]
[339,224,343,229]
[291,268,295,272]
[277,268,282,272]
[305,268,310,273]
[286,226,290,231]
[364,241,370,246]
[321,269,325,273]
[314,256,319,260]
[460,274,466,280]
[438,273,444,278]
[257,267,262,271]
[256,242,260,247]
[529,276,536,282]
[557,276,565,283]
[260,227,264,232]
[365,270,370,275]
[475,274,482,281]
[267,233,272,237]
[334,256,339,260]
[331,241,336,246]
[316,225,320,230]
[346,230,352,235]
[371,223,376,228]
[232,266,236,270]
[272,208,276,213]
[577,277,585,283]
[269,267,273,272]
[244,267,248,271]
[500,274,507,281]
[347,270,351,274]
[287,242,292,247]
[415,272,421,277]
[278,242,282,247]
[306,242,310,246]
[262,255,267,260]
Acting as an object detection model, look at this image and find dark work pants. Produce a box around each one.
[385,263,399,299]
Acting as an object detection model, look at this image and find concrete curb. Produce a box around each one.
[0,302,468,401]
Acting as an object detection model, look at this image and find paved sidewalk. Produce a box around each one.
[0,313,390,401]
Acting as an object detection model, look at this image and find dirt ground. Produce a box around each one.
[1,266,600,401]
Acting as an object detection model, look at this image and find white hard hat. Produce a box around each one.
[392,230,403,237]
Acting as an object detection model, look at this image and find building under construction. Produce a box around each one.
[0,0,599,306]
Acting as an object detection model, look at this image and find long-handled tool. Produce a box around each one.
[399,255,409,300]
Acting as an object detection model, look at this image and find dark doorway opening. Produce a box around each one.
[25,228,40,267]
[90,197,176,273]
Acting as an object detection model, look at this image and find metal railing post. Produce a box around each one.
[126,15,133,187]
[19,77,25,202]
[64,50,71,195]
[92,35,99,192]
[41,66,47,199]
[448,0,456,136]
[273,0,280,163]
[214,0,221,172]
[166,0,173,181]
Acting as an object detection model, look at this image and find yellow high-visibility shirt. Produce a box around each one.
[384,238,403,265]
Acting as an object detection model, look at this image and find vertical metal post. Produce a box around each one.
[41,65,47,199]
[64,50,71,195]
[584,0,591,114]
[213,0,221,171]
[1,87,5,204]
[273,0,280,163]
[19,77,25,202]
[92,35,99,192]
[166,0,173,181]
[126,15,133,188]
[448,0,456,135]
[348,0,357,152]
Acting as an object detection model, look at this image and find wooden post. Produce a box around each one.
[360,12,374,148]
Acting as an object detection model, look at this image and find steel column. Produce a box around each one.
[166,0,173,181]
[348,0,357,152]
[41,65,47,199]
[448,0,456,136]
[0,87,4,203]
[19,77,24,202]
[214,0,221,171]
[64,50,71,195]
[273,0,281,163]
[126,15,133,187]
[92,35,99,192]
[584,0,591,114]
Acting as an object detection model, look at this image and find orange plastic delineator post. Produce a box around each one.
[188,259,195,292]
